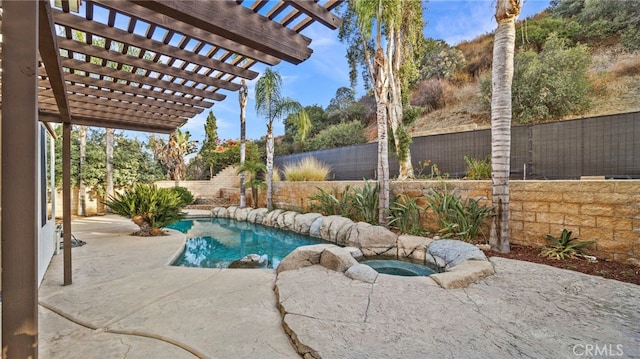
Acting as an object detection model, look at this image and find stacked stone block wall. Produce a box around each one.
[270,180,639,264]
[156,165,239,198]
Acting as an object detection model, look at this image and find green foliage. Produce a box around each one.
[415,160,448,179]
[170,186,194,206]
[425,186,494,242]
[236,160,266,208]
[149,129,197,181]
[540,229,594,260]
[389,194,425,235]
[104,184,186,236]
[464,155,491,180]
[309,181,379,224]
[283,157,331,181]
[550,0,640,50]
[418,38,466,81]
[54,127,165,195]
[309,186,353,217]
[350,181,379,224]
[481,34,592,123]
[394,127,412,165]
[305,121,367,152]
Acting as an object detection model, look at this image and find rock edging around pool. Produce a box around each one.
[211,206,495,289]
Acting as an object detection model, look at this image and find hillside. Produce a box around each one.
[400,5,640,138]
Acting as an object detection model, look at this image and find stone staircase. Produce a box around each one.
[184,165,239,210]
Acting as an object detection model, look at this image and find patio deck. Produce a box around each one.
[29,214,640,358]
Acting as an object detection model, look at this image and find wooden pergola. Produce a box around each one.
[1,0,343,356]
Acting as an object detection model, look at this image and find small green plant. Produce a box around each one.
[236,160,266,207]
[540,229,594,260]
[464,155,491,180]
[309,186,352,217]
[425,186,494,242]
[415,160,449,179]
[283,157,331,181]
[350,181,379,224]
[389,194,425,235]
[105,184,186,236]
[171,186,194,207]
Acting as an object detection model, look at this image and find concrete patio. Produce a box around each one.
[32,214,640,358]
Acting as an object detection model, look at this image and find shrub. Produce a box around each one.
[411,79,451,112]
[283,157,331,181]
[304,120,367,151]
[464,155,491,180]
[105,184,186,236]
[350,181,379,224]
[481,34,592,123]
[171,186,194,206]
[425,186,493,242]
[540,229,594,260]
[309,186,353,217]
[308,181,379,225]
[389,194,425,235]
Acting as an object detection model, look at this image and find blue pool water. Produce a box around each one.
[168,218,328,269]
[361,259,436,276]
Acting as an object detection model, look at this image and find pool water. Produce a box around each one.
[168,218,328,269]
[360,259,436,276]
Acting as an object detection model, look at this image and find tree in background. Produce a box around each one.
[150,129,197,183]
[254,68,309,210]
[105,128,115,210]
[340,0,425,182]
[489,0,521,253]
[78,126,87,216]
[235,160,266,208]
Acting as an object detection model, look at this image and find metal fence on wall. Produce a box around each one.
[274,111,640,180]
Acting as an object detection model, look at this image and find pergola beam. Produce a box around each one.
[283,0,343,30]
[129,0,313,64]
[90,0,283,65]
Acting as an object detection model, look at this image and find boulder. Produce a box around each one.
[263,209,284,227]
[228,254,269,269]
[343,246,364,261]
[276,244,335,274]
[430,260,495,289]
[293,213,323,235]
[319,246,359,273]
[226,206,238,219]
[345,222,397,257]
[427,239,488,269]
[234,207,250,222]
[329,217,355,244]
[319,215,344,243]
[247,208,268,224]
[398,235,434,261]
[277,211,299,231]
[211,207,228,218]
[309,216,324,238]
[345,263,378,283]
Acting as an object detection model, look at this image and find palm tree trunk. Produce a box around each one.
[489,0,520,253]
[266,123,275,210]
[374,45,390,226]
[239,79,248,208]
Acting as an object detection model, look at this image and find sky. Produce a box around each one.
[158,0,553,145]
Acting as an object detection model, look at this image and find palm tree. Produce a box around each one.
[150,129,198,184]
[239,79,249,208]
[236,160,266,208]
[489,0,521,253]
[254,68,309,210]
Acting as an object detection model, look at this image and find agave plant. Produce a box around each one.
[540,229,594,260]
[105,184,186,236]
[389,193,424,235]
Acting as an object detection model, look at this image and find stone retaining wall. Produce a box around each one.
[267,180,640,264]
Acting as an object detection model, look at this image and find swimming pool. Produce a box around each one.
[169,218,329,269]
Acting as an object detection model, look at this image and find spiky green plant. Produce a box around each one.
[540,229,594,260]
[350,181,379,224]
[309,186,352,217]
[171,186,194,207]
[389,193,425,235]
[105,184,186,236]
[425,186,494,242]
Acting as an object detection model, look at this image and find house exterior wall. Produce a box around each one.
[38,124,57,285]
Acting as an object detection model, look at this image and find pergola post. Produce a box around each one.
[1,1,40,357]
[63,122,72,285]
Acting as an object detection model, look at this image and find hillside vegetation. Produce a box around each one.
[405,0,640,137]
